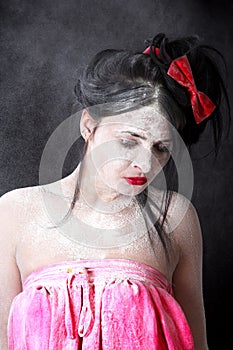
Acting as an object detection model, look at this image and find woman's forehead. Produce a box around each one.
[98,105,171,139]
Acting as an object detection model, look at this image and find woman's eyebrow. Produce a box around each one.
[120,130,171,142]
[120,130,146,139]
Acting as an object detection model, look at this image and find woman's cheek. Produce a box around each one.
[149,156,169,181]
[100,160,128,179]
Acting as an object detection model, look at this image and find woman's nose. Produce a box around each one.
[131,150,152,174]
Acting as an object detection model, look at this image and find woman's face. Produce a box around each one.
[82,105,172,199]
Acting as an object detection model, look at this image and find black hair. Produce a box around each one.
[57,33,231,259]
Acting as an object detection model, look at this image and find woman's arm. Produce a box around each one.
[172,200,209,350]
[0,191,22,350]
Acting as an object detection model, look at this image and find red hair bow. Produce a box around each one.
[143,46,161,58]
[143,46,216,124]
[167,55,216,124]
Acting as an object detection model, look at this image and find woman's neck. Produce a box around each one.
[60,162,135,215]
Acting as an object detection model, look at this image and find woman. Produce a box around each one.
[0,33,230,349]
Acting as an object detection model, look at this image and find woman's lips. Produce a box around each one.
[124,177,147,186]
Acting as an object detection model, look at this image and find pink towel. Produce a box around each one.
[8,258,195,349]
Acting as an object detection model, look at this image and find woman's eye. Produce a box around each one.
[154,143,170,153]
[120,139,137,148]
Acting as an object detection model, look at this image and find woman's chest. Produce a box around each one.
[16,219,178,284]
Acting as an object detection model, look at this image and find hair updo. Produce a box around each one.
[74,33,230,148]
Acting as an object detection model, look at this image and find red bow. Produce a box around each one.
[143,46,161,59]
[143,47,216,124]
[167,55,216,124]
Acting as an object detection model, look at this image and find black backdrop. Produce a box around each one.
[1,1,233,349]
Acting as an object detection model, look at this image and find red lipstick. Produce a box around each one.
[124,177,147,186]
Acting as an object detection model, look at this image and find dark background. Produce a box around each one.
[1,1,233,349]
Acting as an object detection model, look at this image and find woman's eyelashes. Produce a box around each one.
[120,138,138,148]
[153,142,171,154]
[120,138,171,154]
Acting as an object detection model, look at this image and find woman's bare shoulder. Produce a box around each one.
[0,184,57,230]
[0,186,39,229]
[0,185,43,210]
[167,191,192,217]
[148,188,202,263]
[147,186,194,233]
[0,186,37,249]
[0,178,66,209]
[0,176,74,231]
[166,192,202,252]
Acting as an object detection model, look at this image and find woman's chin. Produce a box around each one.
[115,183,148,197]
[95,178,149,200]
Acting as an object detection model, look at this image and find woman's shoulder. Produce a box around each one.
[0,183,57,228]
[0,179,74,264]
[0,187,36,249]
[0,178,67,208]
[148,186,192,213]
[0,185,43,210]
[165,191,202,252]
[147,186,196,233]
[0,186,42,232]
[0,175,76,227]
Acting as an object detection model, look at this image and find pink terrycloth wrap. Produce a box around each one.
[8,258,195,349]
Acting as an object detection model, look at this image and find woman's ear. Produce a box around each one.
[80,109,97,141]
